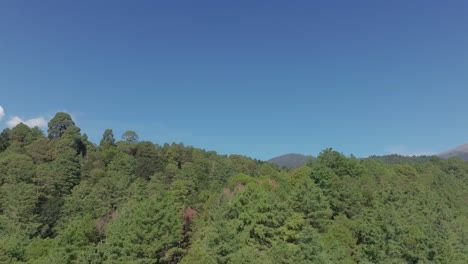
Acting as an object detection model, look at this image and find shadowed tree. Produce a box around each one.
[0,128,11,152]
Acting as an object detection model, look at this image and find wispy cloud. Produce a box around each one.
[0,105,4,121]
[385,145,434,156]
[1,105,49,128]
[7,116,48,128]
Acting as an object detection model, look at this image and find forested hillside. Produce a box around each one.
[1,112,468,263]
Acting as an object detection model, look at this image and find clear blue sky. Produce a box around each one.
[1,0,467,160]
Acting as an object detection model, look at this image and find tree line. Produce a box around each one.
[1,112,467,263]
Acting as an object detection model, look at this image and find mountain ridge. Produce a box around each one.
[268,143,468,167]
[438,143,468,160]
[268,153,313,167]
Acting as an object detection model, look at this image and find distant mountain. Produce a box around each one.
[268,153,313,167]
[438,144,468,160]
[366,154,433,165]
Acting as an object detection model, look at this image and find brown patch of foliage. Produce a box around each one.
[268,178,278,188]
[184,207,197,224]
[224,188,234,199]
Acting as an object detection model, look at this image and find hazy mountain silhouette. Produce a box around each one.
[438,144,468,160]
[268,153,313,167]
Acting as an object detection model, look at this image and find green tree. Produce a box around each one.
[11,123,32,145]
[135,141,159,179]
[99,191,184,263]
[0,153,35,184]
[48,112,75,139]
[289,169,332,231]
[43,216,98,263]
[0,182,38,224]
[100,129,116,148]
[121,130,139,144]
[26,137,52,164]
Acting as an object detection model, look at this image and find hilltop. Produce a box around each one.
[268,153,313,167]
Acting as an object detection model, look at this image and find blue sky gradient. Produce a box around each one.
[1,0,467,160]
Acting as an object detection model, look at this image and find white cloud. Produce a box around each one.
[6,116,22,128]
[7,116,48,128]
[0,105,4,121]
[385,145,434,156]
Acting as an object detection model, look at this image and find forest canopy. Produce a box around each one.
[0,112,467,263]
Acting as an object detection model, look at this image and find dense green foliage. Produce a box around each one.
[1,113,468,263]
